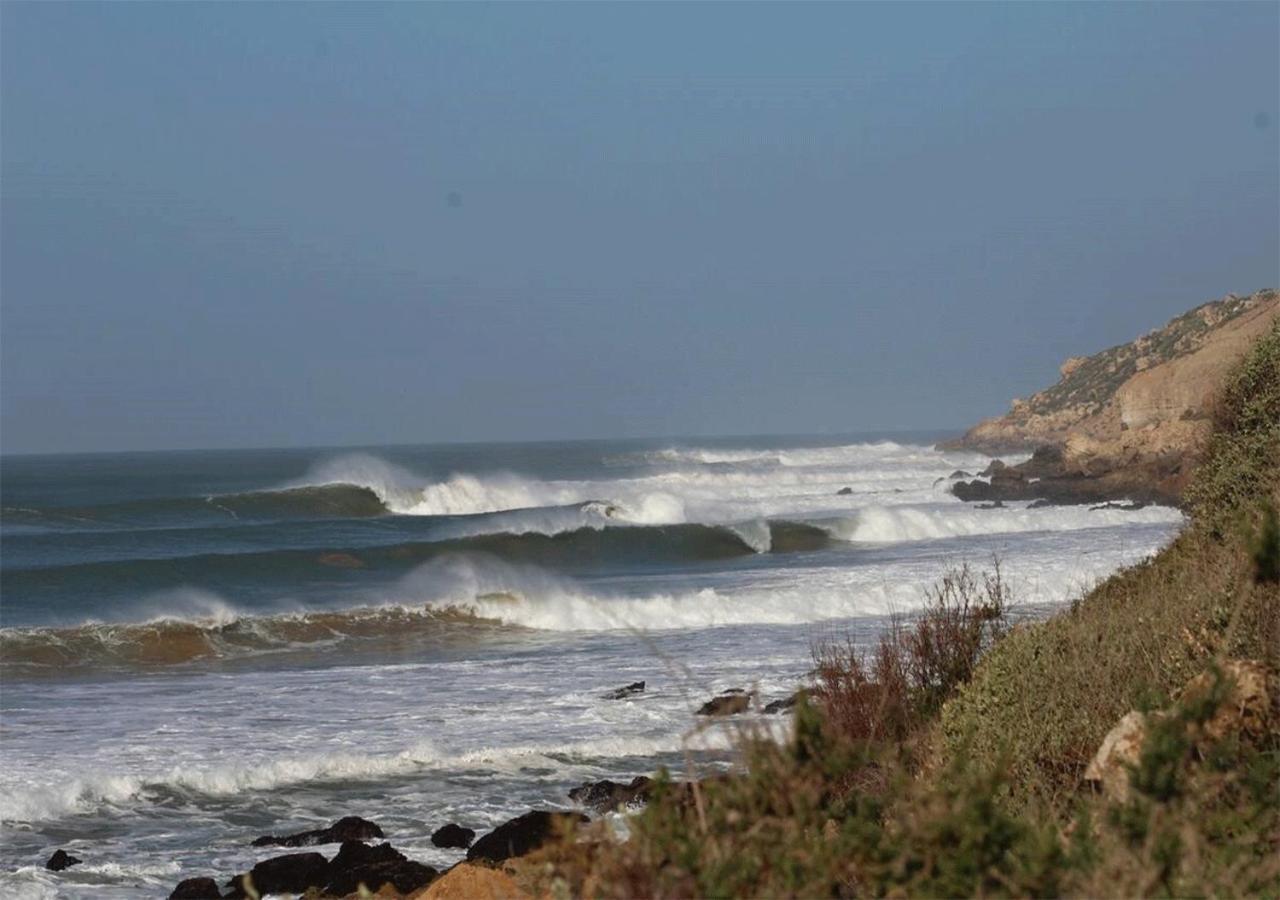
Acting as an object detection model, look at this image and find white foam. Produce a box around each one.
[0,731,737,824]
[284,442,1012,528]
[823,503,1184,544]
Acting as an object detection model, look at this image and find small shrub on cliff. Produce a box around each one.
[813,561,1009,749]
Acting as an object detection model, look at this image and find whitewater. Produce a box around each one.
[0,435,1184,897]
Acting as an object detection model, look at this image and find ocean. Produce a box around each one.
[0,434,1184,898]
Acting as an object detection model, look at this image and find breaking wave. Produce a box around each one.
[824,503,1184,544]
[0,730,746,824]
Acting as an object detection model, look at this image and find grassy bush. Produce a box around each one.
[813,562,1009,748]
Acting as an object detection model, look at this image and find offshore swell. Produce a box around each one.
[0,436,1184,898]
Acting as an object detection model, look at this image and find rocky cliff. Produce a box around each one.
[942,289,1279,505]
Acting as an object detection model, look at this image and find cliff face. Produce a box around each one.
[943,289,1278,505]
[946,290,1278,453]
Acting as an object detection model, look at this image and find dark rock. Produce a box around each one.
[948,470,972,479]
[322,841,437,897]
[225,852,330,898]
[45,849,81,871]
[569,776,653,812]
[836,486,853,495]
[697,692,751,716]
[251,814,383,848]
[467,810,589,863]
[325,859,436,897]
[330,840,404,870]
[976,500,1006,509]
[763,691,804,714]
[952,442,1182,508]
[167,877,221,900]
[431,823,476,849]
[602,680,645,700]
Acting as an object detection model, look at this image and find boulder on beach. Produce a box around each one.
[697,691,751,716]
[467,810,589,863]
[252,814,384,847]
[602,680,645,700]
[167,877,222,900]
[321,840,437,897]
[431,823,476,850]
[225,851,330,898]
[45,849,81,871]
[569,775,653,813]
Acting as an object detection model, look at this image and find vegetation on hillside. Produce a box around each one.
[1023,289,1276,420]
[531,322,1280,898]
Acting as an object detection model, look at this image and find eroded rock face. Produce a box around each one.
[1084,710,1153,803]
[1083,660,1276,803]
[467,810,589,863]
[252,814,384,848]
[1179,659,1273,743]
[569,776,653,812]
[431,823,476,849]
[421,862,529,900]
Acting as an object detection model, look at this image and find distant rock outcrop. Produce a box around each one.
[942,289,1278,504]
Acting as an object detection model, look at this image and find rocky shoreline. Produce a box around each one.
[939,290,1278,509]
[34,683,798,900]
[946,446,1182,508]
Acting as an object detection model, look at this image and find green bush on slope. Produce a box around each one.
[940,322,1280,810]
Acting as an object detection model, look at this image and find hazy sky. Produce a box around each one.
[2,3,1277,454]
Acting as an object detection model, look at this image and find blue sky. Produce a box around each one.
[2,2,1276,453]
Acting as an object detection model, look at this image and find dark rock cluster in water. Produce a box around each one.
[602,680,645,699]
[251,814,384,848]
[697,688,753,716]
[952,449,1163,507]
[45,849,80,871]
[99,681,814,897]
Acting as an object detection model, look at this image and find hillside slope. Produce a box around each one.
[944,289,1277,505]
